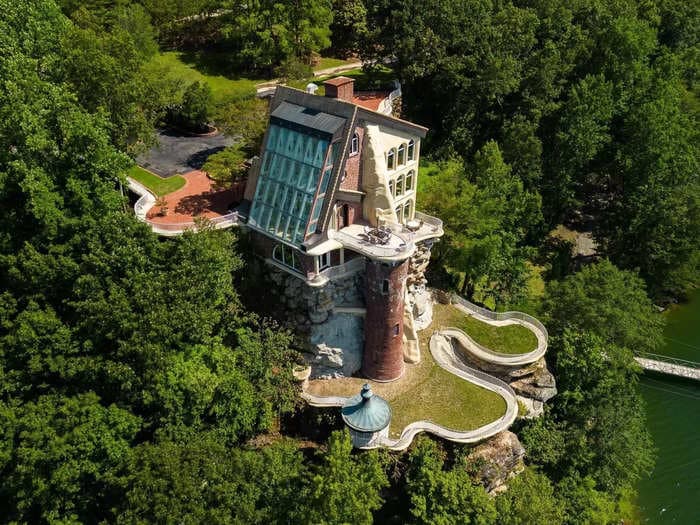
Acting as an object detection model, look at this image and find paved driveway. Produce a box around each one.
[136,129,235,178]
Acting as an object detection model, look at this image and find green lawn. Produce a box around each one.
[306,303,507,439]
[314,57,359,71]
[388,350,507,437]
[127,166,186,196]
[144,51,262,110]
[145,52,366,111]
[289,65,396,94]
[438,304,539,355]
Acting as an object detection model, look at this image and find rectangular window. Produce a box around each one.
[351,134,359,155]
[319,252,331,270]
[382,279,390,294]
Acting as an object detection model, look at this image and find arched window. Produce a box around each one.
[388,179,395,196]
[273,243,302,273]
[396,174,404,197]
[397,144,406,165]
[387,148,396,170]
[395,205,402,220]
[351,133,359,155]
[403,201,412,222]
[405,170,414,192]
[407,139,415,161]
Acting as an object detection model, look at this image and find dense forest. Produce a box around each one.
[0,0,697,523]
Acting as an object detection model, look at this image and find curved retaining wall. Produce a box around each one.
[448,294,548,367]
[302,332,518,450]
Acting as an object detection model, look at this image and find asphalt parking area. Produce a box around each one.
[136,129,235,178]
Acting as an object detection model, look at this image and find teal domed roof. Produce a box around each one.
[341,384,391,433]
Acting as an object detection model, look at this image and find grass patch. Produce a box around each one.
[314,57,359,71]
[144,51,262,111]
[437,304,539,355]
[306,303,507,438]
[291,65,396,94]
[388,354,507,437]
[127,165,186,196]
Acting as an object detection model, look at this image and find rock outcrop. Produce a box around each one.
[306,313,364,379]
[467,431,525,494]
[451,341,557,418]
[510,365,557,403]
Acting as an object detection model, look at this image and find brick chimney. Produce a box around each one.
[323,76,355,102]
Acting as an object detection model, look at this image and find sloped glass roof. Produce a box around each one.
[249,123,331,245]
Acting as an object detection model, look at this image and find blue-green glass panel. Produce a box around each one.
[249,124,330,245]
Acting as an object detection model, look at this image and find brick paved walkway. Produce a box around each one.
[146,170,243,225]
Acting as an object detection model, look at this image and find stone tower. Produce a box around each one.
[362,259,409,381]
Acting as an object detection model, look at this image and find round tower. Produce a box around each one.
[362,259,409,381]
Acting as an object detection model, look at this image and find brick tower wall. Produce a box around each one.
[362,259,409,381]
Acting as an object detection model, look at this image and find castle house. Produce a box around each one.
[240,78,443,381]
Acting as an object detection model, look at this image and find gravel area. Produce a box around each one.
[136,129,235,178]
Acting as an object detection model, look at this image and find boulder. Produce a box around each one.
[308,313,364,379]
[516,395,544,419]
[314,343,343,369]
[510,369,557,402]
[467,431,525,493]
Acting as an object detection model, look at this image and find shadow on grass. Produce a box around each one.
[178,49,271,81]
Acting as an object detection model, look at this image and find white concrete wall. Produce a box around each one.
[360,124,420,226]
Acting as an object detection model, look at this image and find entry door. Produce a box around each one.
[337,204,350,229]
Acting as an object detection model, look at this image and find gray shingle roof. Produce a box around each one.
[270,101,346,136]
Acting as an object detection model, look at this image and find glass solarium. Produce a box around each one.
[249,123,335,245]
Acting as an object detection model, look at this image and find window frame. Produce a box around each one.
[397,144,406,165]
[403,201,412,222]
[405,170,414,192]
[273,243,303,274]
[350,133,359,155]
[396,173,404,197]
[407,139,415,161]
[387,148,396,170]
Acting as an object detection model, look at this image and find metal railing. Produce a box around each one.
[127,178,156,220]
[635,352,700,369]
[377,85,402,115]
[134,194,152,218]
[414,210,444,232]
[142,212,239,235]
[451,293,549,343]
[331,229,415,259]
[310,256,366,285]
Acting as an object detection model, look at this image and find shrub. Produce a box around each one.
[168,81,211,132]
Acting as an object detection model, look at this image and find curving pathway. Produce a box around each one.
[302,332,518,450]
[446,295,548,367]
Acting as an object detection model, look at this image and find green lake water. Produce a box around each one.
[636,290,700,524]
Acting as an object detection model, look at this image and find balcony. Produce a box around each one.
[307,256,367,287]
[330,224,415,261]
[406,211,444,243]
